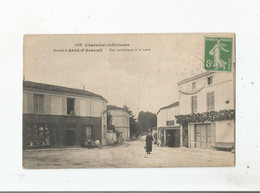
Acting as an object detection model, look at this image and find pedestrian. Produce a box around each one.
[145,132,153,154]
[157,139,161,147]
[95,139,102,149]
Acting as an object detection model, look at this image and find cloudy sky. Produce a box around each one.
[23,34,226,116]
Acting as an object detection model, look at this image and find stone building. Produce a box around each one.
[177,71,235,149]
[23,81,107,149]
[157,102,181,147]
[107,105,130,141]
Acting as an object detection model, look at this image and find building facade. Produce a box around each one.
[23,81,108,149]
[157,102,181,147]
[107,105,130,141]
[177,71,235,149]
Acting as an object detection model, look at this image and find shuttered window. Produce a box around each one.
[208,76,213,85]
[34,94,44,113]
[191,95,197,113]
[207,91,215,112]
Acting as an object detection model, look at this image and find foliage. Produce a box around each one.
[137,111,157,134]
[107,124,115,131]
[123,105,140,137]
[107,111,113,126]
[175,109,235,124]
[107,111,115,131]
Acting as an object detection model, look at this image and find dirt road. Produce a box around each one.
[23,139,235,169]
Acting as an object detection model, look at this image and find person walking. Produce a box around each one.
[145,132,153,154]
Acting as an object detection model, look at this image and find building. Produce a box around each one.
[177,71,235,149]
[23,81,108,149]
[157,102,181,147]
[107,105,130,141]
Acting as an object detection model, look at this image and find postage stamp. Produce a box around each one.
[204,37,233,72]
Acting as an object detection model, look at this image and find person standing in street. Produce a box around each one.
[145,132,153,154]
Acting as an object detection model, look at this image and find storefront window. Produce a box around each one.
[27,124,51,146]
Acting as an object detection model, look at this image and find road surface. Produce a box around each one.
[23,138,235,169]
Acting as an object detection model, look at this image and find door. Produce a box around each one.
[195,128,201,148]
[85,125,93,140]
[66,130,76,146]
[166,130,180,147]
[166,130,174,147]
[200,127,207,148]
[173,130,180,147]
[206,125,211,149]
[195,124,211,149]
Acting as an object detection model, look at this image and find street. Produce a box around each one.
[23,138,235,169]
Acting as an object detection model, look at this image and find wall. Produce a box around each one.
[188,123,195,148]
[179,72,234,115]
[101,102,107,145]
[106,132,117,145]
[157,106,179,128]
[91,100,104,117]
[50,96,62,115]
[215,120,235,143]
[23,90,107,118]
[24,92,33,114]
[23,93,28,114]
[109,109,130,140]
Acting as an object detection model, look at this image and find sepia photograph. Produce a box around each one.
[23,33,235,169]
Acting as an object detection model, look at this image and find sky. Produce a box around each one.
[23,34,232,116]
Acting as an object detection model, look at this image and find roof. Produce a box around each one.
[23,81,108,102]
[157,101,179,114]
[178,71,215,85]
[107,105,129,113]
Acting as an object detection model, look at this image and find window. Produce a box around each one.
[208,76,213,85]
[207,91,215,112]
[166,120,175,126]
[191,95,197,113]
[192,82,196,89]
[34,94,44,113]
[26,124,51,146]
[67,98,75,115]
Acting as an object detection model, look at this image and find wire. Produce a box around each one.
[178,81,206,95]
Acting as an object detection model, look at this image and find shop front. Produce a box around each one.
[158,127,180,147]
[23,114,102,149]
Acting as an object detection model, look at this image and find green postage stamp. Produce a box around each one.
[204,37,233,71]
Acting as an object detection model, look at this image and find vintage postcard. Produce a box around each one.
[23,33,235,168]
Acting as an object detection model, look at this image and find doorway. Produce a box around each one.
[85,125,93,140]
[66,130,76,146]
[195,124,211,149]
[183,129,189,147]
[166,129,180,147]
[166,130,174,147]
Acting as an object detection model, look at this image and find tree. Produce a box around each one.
[107,111,115,131]
[137,111,157,134]
[123,105,140,137]
[107,111,113,125]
